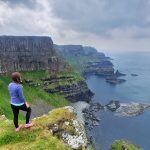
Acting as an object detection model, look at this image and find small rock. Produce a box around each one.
[106,100,120,112]
[64,121,70,126]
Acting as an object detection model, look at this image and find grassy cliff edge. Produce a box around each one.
[0,106,88,150]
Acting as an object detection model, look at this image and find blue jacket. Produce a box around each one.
[8,82,26,106]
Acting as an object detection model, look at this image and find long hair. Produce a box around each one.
[11,72,22,84]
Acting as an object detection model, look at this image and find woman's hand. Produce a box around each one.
[25,102,30,108]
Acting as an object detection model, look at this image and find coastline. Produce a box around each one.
[84,51,150,150]
[71,101,95,150]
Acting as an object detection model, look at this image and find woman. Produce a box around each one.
[8,72,33,132]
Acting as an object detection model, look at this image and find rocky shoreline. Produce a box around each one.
[81,100,150,128]
[85,64,127,85]
[72,100,150,150]
[56,44,127,85]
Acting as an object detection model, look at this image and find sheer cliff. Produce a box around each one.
[0,36,59,73]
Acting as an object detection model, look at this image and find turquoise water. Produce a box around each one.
[86,52,150,150]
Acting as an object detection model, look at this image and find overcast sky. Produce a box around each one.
[0,0,150,52]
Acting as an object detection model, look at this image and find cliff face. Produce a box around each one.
[44,80,93,102]
[0,36,59,73]
[24,74,93,103]
[55,45,85,56]
[55,44,114,77]
[55,44,105,57]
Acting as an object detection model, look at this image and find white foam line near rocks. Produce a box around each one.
[71,101,90,124]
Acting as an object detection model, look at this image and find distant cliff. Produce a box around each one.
[55,45,105,58]
[0,36,60,73]
[55,44,114,77]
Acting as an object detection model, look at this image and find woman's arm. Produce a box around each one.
[17,85,30,108]
[25,102,30,108]
[17,85,26,103]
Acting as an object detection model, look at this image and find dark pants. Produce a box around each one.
[11,104,31,128]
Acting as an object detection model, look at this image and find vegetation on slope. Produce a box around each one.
[0,107,78,150]
[0,70,83,120]
[58,53,99,73]
[111,140,142,150]
[56,46,108,74]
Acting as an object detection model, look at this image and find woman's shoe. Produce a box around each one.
[16,125,23,132]
[25,122,33,128]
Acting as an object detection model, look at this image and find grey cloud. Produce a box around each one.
[1,0,150,38]
[0,0,150,51]
[1,0,35,8]
[50,0,150,37]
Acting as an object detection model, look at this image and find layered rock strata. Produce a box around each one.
[0,36,61,73]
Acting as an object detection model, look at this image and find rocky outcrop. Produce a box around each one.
[106,75,126,84]
[81,100,150,131]
[106,100,120,112]
[81,47,115,77]
[34,106,88,150]
[44,81,94,102]
[106,70,126,84]
[24,75,93,103]
[115,102,150,117]
[131,74,138,76]
[106,101,150,117]
[115,70,126,77]
[0,115,8,121]
[85,60,114,77]
[0,36,64,73]
[82,103,103,130]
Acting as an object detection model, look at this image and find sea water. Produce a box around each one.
[86,52,150,150]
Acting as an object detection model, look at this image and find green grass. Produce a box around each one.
[0,70,84,119]
[111,140,142,150]
[0,107,75,150]
[0,70,87,150]
[0,70,80,119]
[59,53,99,73]
[20,70,49,80]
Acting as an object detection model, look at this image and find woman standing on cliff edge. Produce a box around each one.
[8,72,33,132]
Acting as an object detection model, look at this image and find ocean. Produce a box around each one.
[86,52,150,150]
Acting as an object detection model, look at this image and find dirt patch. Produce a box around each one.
[21,100,54,118]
